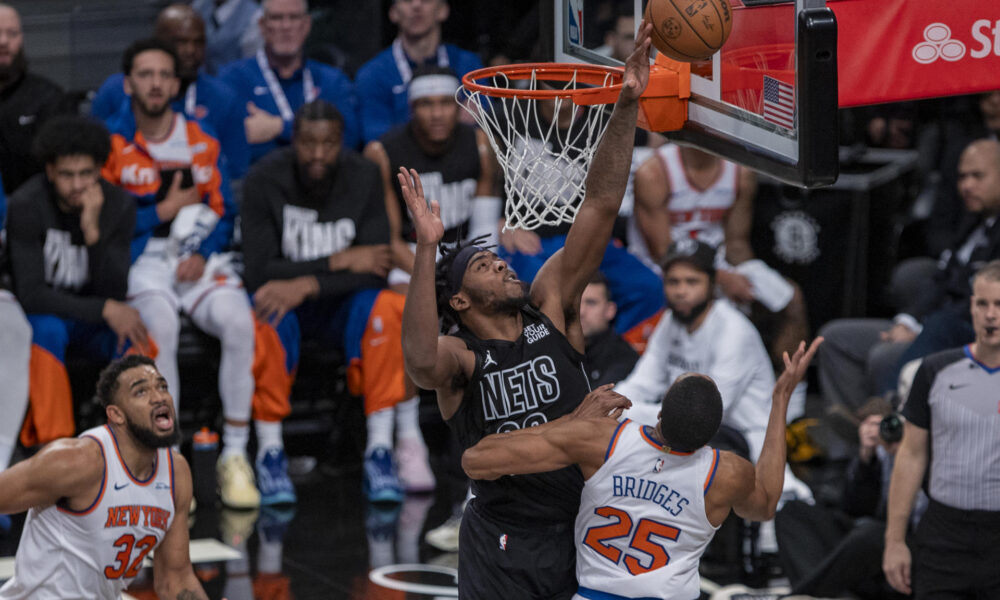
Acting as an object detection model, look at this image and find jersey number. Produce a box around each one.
[104,534,157,579]
[583,506,681,575]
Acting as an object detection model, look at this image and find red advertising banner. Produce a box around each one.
[832,0,1000,107]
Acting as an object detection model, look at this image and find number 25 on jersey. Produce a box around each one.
[583,506,681,575]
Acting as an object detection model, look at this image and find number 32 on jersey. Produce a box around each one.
[583,506,681,575]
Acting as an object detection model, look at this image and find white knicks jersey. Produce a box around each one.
[0,425,175,600]
[574,420,720,600]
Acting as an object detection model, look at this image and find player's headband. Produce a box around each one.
[446,244,485,296]
[409,74,460,103]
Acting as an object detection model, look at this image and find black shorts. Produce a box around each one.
[458,501,576,600]
[913,499,1000,600]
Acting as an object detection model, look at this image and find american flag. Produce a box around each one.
[762,75,795,130]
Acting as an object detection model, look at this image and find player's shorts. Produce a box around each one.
[128,239,243,314]
[459,500,576,600]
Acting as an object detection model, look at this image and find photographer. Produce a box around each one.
[775,397,925,600]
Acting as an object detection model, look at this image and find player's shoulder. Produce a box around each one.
[38,437,107,480]
[244,147,296,185]
[8,173,48,208]
[306,59,351,83]
[355,46,395,81]
[708,449,754,500]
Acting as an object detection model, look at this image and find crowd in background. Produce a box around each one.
[1,1,999,598]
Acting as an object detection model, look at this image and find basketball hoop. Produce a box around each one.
[460,62,688,231]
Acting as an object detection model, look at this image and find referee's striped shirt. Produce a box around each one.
[902,345,1000,511]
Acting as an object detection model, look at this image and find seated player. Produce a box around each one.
[463,340,821,600]
[241,99,435,502]
[102,39,294,509]
[363,65,500,293]
[0,355,210,599]
[7,115,150,448]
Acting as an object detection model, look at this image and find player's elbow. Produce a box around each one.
[461,447,497,481]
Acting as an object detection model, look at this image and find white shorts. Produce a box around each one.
[128,239,244,314]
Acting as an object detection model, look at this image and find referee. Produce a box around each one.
[883,260,1000,598]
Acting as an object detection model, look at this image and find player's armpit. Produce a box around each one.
[0,437,104,514]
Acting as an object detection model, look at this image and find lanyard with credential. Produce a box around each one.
[184,82,197,118]
[391,38,450,86]
[256,49,316,122]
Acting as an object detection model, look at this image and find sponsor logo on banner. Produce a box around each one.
[913,19,1000,64]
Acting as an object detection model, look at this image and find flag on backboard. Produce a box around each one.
[762,75,795,129]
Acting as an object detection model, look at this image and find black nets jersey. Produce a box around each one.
[448,304,592,525]
[380,122,480,244]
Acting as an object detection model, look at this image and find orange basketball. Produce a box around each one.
[644,0,733,62]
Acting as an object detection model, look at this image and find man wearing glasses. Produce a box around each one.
[220,0,360,163]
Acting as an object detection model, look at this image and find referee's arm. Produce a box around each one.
[883,420,928,595]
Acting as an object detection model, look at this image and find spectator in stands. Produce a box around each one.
[631,145,810,375]
[220,0,359,162]
[580,272,638,388]
[363,66,499,292]
[241,100,435,503]
[355,0,483,144]
[776,397,920,599]
[0,172,31,534]
[883,260,1000,598]
[0,3,71,195]
[616,239,813,554]
[191,0,263,74]
[818,138,1000,416]
[91,5,249,179]
[102,39,295,510]
[7,115,148,450]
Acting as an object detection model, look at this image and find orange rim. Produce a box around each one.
[461,62,624,105]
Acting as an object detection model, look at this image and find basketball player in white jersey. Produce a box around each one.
[462,339,821,600]
[0,355,209,600]
[631,145,809,369]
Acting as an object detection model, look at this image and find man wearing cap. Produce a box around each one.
[363,65,498,292]
[616,239,813,513]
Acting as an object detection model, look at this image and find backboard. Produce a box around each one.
[551,0,838,187]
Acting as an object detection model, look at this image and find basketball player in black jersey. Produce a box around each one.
[399,21,653,600]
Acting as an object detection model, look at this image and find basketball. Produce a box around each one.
[644,0,734,62]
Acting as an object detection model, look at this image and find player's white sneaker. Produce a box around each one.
[217,454,261,509]
[396,436,435,493]
[424,514,461,552]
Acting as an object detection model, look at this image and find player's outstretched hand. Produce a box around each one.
[622,20,653,102]
[774,337,823,400]
[573,384,632,420]
[397,167,444,246]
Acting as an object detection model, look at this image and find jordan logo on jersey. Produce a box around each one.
[479,356,560,421]
[483,350,498,369]
[523,323,550,344]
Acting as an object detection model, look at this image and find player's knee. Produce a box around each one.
[144,309,180,347]
[214,304,255,346]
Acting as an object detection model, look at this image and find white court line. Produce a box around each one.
[0,538,241,580]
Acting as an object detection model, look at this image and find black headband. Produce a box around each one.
[446,245,484,296]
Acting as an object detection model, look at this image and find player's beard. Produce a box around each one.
[296,160,335,204]
[468,284,529,317]
[133,93,171,120]
[125,413,181,449]
[671,297,711,326]
[0,49,27,89]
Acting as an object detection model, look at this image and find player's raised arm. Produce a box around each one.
[732,338,822,521]
[0,438,104,515]
[398,167,467,393]
[532,21,653,316]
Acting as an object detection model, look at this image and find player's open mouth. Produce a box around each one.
[152,406,173,431]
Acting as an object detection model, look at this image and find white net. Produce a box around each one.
[460,68,618,231]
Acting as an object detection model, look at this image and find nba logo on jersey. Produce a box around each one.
[654,458,665,473]
[499,533,508,551]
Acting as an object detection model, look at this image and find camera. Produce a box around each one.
[879,413,903,443]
